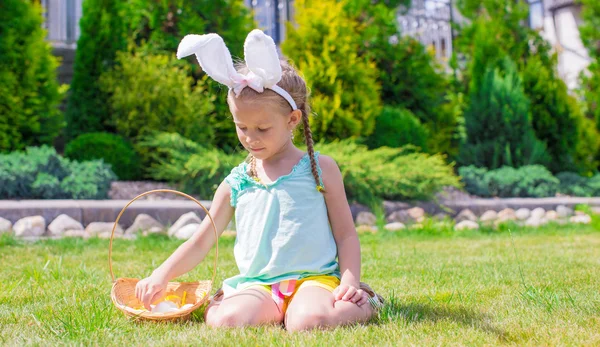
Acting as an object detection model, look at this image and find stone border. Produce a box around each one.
[2,197,600,227]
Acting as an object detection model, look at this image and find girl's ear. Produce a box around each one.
[287,109,302,129]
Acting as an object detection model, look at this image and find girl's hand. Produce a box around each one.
[135,275,168,310]
[333,284,369,307]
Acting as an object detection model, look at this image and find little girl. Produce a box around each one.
[135,29,382,331]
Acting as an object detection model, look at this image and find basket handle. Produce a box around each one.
[108,189,219,286]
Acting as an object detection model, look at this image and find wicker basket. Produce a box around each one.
[109,189,218,321]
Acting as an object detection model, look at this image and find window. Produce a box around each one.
[529,0,544,30]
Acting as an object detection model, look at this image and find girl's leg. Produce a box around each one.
[284,286,374,332]
[204,287,284,327]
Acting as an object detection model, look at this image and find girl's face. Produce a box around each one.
[229,98,300,160]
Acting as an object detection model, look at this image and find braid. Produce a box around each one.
[249,155,258,181]
[302,111,325,193]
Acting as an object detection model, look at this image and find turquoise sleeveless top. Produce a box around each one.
[221,152,340,296]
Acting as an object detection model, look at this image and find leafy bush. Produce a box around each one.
[556,172,600,197]
[125,0,256,151]
[0,0,65,152]
[99,49,215,172]
[282,0,381,141]
[0,146,116,199]
[458,166,489,197]
[459,58,549,169]
[365,107,429,150]
[579,0,600,131]
[141,133,460,204]
[64,0,128,140]
[313,141,461,204]
[64,132,141,180]
[139,133,246,199]
[485,166,559,198]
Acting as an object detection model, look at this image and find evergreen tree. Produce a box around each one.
[282,0,381,141]
[0,0,65,152]
[64,0,128,140]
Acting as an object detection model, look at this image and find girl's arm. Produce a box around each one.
[136,180,234,308]
[319,155,366,305]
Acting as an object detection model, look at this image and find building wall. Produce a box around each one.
[538,0,591,89]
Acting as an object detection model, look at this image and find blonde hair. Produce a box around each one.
[227,60,324,192]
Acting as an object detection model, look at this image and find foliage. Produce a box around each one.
[0,146,116,199]
[0,0,65,152]
[365,107,429,151]
[459,58,549,169]
[460,165,600,198]
[140,133,459,204]
[64,132,141,181]
[579,0,600,128]
[282,0,381,141]
[138,132,245,199]
[64,0,128,140]
[125,0,255,151]
[316,140,461,205]
[99,48,215,173]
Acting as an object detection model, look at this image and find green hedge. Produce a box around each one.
[141,133,461,204]
[459,165,600,198]
[0,146,116,199]
[64,132,141,181]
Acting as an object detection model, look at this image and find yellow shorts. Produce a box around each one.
[250,275,340,313]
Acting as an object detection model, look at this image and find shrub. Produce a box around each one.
[64,132,141,180]
[64,0,128,140]
[282,0,381,141]
[0,0,65,152]
[0,146,116,199]
[459,57,549,169]
[141,133,460,204]
[458,166,490,197]
[486,165,559,198]
[99,49,215,172]
[139,132,246,199]
[556,172,600,197]
[365,107,429,150]
[125,0,256,151]
[579,0,600,131]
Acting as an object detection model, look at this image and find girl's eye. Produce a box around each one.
[237,126,247,131]
[258,128,270,132]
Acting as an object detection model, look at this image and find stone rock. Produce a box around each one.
[570,214,591,224]
[0,217,12,234]
[86,222,124,236]
[455,209,477,223]
[531,208,546,220]
[525,216,547,227]
[591,207,600,215]
[356,225,378,233]
[515,208,531,221]
[47,214,84,237]
[545,210,558,221]
[384,222,406,231]
[454,220,479,231]
[356,211,377,226]
[575,210,586,216]
[125,214,164,235]
[410,223,424,230]
[386,210,415,224]
[498,208,516,221]
[407,207,425,222]
[556,205,574,218]
[222,230,237,237]
[174,223,201,240]
[382,201,411,216]
[168,212,202,237]
[14,216,46,238]
[479,210,498,223]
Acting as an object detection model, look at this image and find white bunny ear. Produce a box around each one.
[177,34,238,88]
[244,29,282,88]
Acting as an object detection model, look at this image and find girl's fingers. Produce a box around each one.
[334,285,349,300]
[356,292,369,307]
[350,289,365,303]
[342,286,357,301]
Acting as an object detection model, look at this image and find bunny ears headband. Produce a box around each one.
[177,29,298,111]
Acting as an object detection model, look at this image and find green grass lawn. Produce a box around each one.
[1,224,599,346]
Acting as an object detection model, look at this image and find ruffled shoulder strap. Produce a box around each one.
[224,161,250,207]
